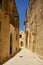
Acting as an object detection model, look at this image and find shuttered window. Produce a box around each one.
[0,22,1,31]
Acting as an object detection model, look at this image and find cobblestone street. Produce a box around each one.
[3,47,43,65]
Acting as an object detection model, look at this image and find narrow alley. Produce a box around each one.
[0,0,43,65]
[3,47,43,65]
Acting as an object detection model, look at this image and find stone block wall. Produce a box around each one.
[25,0,43,59]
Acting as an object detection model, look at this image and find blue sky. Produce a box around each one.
[15,0,29,31]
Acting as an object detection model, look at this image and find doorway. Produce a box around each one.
[10,33,12,55]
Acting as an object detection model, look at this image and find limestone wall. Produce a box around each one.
[10,24,19,55]
[0,0,19,63]
[26,0,43,59]
[0,10,10,63]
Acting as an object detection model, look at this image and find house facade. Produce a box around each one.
[0,0,19,64]
[19,31,26,48]
[24,0,43,59]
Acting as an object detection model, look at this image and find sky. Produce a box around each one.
[15,0,29,31]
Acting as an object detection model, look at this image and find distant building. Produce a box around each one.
[19,31,26,48]
[0,0,19,64]
[24,0,43,59]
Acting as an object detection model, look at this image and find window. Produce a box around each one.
[0,0,2,8]
[20,34,22,38]
[0,22,1,31]
[16,34,18,40]
[21,41,23,47]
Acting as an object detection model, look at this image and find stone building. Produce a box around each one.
[24,18,30,49]
[24,0,43,59]
[19,31,26,48]
[0,0,19,64]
